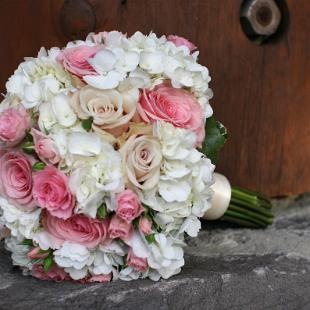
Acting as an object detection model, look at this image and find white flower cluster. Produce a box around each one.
[0,31,215,282]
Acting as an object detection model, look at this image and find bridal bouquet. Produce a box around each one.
[0,31,272,283]
[0,31,218,282]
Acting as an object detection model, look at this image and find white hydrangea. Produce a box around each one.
[90,242,125,276]
[0,197,41,241]
[191,157,215,217]
[154,121,196,160]
[69,139,123,217]
[147,234,185,279]
[6,47,73,109]
[54,242,94,280]
[5,237,32,268]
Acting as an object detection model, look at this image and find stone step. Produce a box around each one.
[0,194,310,310]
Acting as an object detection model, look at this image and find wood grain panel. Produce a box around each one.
[0,0,309,196]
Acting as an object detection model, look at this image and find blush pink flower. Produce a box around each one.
[42,212,109,248]
[85,274,112,283]
[139,217,152,235]
[57,45,102,78]
[27,247,50,260]
[0,106,30,147]
[116,189,144,223]
[138,83,205,145]
[167,35,197,53]
[127,248,148,272]
[0,151,35,210]
[33,166,75,219]
[108,215,132,240]
[32,263,70,282]
[31,129,60,165]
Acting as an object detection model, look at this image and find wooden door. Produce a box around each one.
[0,0,309,196]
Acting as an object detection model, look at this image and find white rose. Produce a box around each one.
[54,242,93,280]
[0,197,41,241]
[121,135,162,190]
[147,234,185,279]
[71,86,137,133]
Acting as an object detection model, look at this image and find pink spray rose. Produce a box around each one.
[0,151,35,210]
[32,264,70,282]
[127,248,148,272]
[139,217,152,235]
[138,83,205,145]
[57,45,102,78]
[116,189,144,223]
[108,215,132,240]
[43,212,109,248]
[33,166,75,219]
[27,247,50,260]
[85,274,112,283]
[167,35,197,53]
[31,129,60,165]
[0,106,30,147]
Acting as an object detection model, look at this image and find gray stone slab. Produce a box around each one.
[1,194,310,310]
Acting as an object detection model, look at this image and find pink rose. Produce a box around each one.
[43,212,109,248]
[0,151,35,210]
[27,247,50,260]
[0,106,30,147]
[139,217,152,235]
[138,83,205,145]
[57,45,102,78]
[116,189,144,223]
[108,215,132,240]
[167,35,197,53]
[32,263,70,282]
[33,166,75,219]
[85,274,112,283]
[127,248,148,272]
[31,129,60,165]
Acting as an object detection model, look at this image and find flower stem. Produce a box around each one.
[221,187,273,228]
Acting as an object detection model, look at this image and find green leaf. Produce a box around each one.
[200,116,228,164]
[32,162,46,172]
[132,218,139,229]
[81,117,93,132]
[21,141,35,154]
[43,254,53,273]
[145,233,156,244]
[97,203,107,219]
[22,239,33,246]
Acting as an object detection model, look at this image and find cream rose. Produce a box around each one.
[120,135,162,190]
[71,86,138,135]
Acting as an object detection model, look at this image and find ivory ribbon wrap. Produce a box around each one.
[203,172,232,220]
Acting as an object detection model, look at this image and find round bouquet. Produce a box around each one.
[0,31,215,282]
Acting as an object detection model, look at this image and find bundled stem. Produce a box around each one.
[221,186,273,228]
